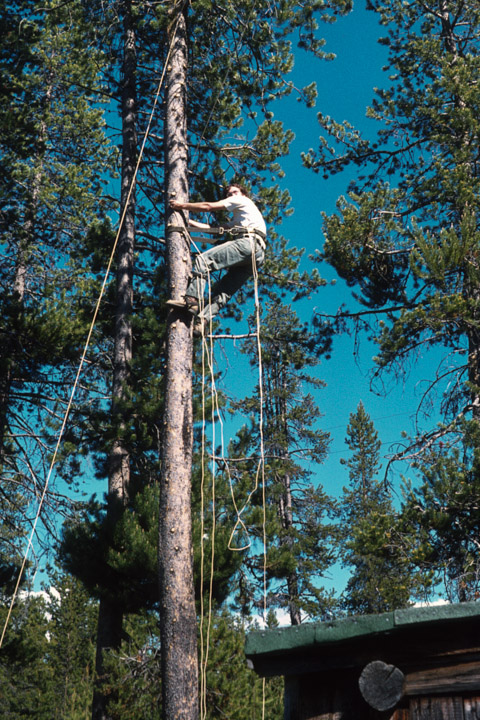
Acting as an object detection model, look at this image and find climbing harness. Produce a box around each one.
[228,225,267,251]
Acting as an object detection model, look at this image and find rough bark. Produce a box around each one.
[159,6,199,720]
[92,4,137,718]
[409,696,465,720]
[108,0,137,506]
[0,222,30,463]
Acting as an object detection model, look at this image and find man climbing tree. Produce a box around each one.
[167,183,266,334]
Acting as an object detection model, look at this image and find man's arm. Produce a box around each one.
[187,219,227,245]
[188,218,212,230]
[169,198,230,213]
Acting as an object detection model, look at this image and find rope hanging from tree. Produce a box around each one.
[2,7,270,716]
[184,225,268,718]
[0,13,183,651]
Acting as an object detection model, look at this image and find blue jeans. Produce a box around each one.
[186,233,265,321]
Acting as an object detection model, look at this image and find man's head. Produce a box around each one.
[226,183,249,198]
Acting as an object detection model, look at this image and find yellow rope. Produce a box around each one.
[0,15,182,651]
[189,234,219,720]
[198,275,208,720]
[225,240,265,553]
[249,245,268,718]
[187,230,268,719]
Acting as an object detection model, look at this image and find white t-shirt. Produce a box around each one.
[222,195,267,235]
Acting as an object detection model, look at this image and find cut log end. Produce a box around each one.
[359,660,405,711]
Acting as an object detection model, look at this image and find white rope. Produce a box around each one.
[184,227,268,717]
[0,13,183,651]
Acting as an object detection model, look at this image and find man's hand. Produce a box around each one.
[170,199,184,210]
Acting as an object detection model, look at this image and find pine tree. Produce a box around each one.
[0,0,113,568]
[91,1,141,714]
[45,574,98,719]
[304,0,480,447]
[159,6,199,717]
[303,1,480,600]
[202,611,283,720]
[227,302,337,623]
[1,572,98,719]
[339,403,414,614]
[46,0,354,712]
[0,590,54,718]
[400,418,480,602]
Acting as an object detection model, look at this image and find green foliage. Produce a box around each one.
[0,0,115,566]
[227,302,338,622]
[306,2,480,603]
[59,486,160,613]
[44,574,98,719]
[1,0,358,709]
[95,608,283,720]
[100,611,162,720]
[309,0,480,424]
[0,593,53,719]
[339,403,416,614]
[0,581,280,720]
[202,611,283,719]
[340,401,382,501]
[0,486,30,596]
[400,418,480,601]
[0,573,97,719]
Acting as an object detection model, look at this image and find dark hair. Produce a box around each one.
[227,182,249,197]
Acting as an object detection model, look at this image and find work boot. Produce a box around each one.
[166,296,199,315]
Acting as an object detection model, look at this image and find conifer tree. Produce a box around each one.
[91,1,140,715]
[303,1,480,598]
[0,590,53,718]
[0,0,113,568]
[45,575,98,719]
[227,302,337,623]
[1,573,97,719]
[201,611,283,719]
[400,419,480,602]
[339,402,413,614]
[51,0,353,711]
[304,0,480,447]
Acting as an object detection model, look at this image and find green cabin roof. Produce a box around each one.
[245,600,480,661]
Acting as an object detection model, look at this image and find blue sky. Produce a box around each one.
[205,2,462,607]
[205,3,431,599]
[276,5,443,501]
[31,3,437,601]
[218,2,424,503]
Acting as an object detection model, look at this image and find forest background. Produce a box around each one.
[2,0,480,718]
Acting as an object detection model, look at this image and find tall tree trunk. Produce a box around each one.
[159,6,199,719]
[0,229,30,464]
[467,294,480,423]
[92,4,136,718]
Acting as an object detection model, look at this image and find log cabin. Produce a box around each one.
[245,600,480,719]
